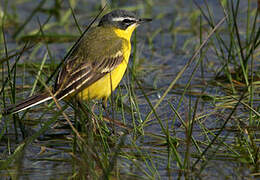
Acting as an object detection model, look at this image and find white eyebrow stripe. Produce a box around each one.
[111,17,136,22]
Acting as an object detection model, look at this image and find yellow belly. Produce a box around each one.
[77,52,130,101]
[75,26,135,102]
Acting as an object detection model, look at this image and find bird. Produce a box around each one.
[2,9,152,115]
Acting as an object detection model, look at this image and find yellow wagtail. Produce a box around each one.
[3,9,151,115]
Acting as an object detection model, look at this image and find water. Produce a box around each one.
[1,0,259,179]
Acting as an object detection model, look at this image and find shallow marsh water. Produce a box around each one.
[0,0,259,179]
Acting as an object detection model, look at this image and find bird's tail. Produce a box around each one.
[2,92,52,115]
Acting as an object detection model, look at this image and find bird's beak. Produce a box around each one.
[137,18,152,24]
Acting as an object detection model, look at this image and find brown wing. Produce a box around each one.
[54,54,123,100]
[53,27,128,100]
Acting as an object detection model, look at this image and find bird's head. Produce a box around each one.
[98,9,152,34]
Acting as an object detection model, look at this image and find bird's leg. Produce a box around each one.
[91,102,97,132]
[102,98,107,111]
[101,98,116,134]
[102,98,111,119]
[75,99,96,132]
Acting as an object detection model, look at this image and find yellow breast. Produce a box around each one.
[77,48,130,101]
[76,26,136,101]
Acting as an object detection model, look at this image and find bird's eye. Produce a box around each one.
[123,19,134,24]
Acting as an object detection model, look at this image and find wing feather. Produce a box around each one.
[55,54,123,100]
[54,27,128,100]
